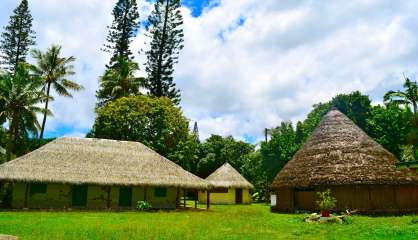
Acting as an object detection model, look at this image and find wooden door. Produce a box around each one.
[72,185,88,207]
[235,188,243,204]
[119,187,133,207]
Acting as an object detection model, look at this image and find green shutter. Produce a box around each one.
[72,185,88,207]
[154,187,167,198]
[30,183,47,196]
[119,187,132,207]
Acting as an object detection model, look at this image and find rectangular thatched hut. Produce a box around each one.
[198,163,253,204]
[0,137,208,210]
[271,109,418,214]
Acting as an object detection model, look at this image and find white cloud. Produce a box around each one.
[1,0,418,142]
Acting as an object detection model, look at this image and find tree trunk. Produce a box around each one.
[6,114,18,161]
[39,82,51,140]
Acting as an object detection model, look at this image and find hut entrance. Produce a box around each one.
[235,188,243,204]
[294,189,316,210]
[119,187,132,207]
[72,185,87,207]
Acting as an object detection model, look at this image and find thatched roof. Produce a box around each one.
[206,163,254,189]
[0,137,208,189]
[272,109,418,189]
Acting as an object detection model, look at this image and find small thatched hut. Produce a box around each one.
[198,163,253,204]
[0,137,208,209]
[271,109,418,214]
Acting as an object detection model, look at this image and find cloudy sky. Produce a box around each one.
[1,0,417,142]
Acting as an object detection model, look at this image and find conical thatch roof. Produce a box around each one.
[0,137,208,189]
[206,163,254,189]
[272,109,418,189]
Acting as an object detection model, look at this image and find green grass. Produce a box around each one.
[0,204,418,240]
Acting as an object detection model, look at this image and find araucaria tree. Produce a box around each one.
[0,0,36,73]
[144,0,184,105]
[31,45,83,140]
[103,0,140,67]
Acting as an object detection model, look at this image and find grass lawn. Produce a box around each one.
[0,204,418,240]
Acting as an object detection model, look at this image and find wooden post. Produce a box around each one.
[176,187,180,208]
[144,186,147,201]
[183,189,186,208]
[106,186,111,209]
[194,190,197,209]
[206,190,210,210]
[24,183,29,208]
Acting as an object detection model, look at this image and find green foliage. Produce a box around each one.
[0,0,36,72]
[136,201,152,211]
[384,77,418,114]
[240,151,269,201]
[297,102,331,142]
[196,135,254,178]
[260,122,300,182]
[96,56,143,107]
[144,0,184,105]
[88,95,189,166]
[367,104,413,160]
[31,45,82,140]
[316,189,337,210]
[103,0,140,67]
[331,91,372,131]
[0,64,47,160]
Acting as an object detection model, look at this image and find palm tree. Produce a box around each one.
[96,56,143,106]
[0,64,47,161]
[31,45,83,140]
[384,76,418,114]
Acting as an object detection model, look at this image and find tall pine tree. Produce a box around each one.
[144,0,184,105]
[102,0,140,67]
[0,0,36,73]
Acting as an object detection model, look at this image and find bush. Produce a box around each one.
[316,189,337,210]
[136,201,152,211]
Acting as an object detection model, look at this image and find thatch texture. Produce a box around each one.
[206,163,254,189]
[0,137,208,189]
[272,109,418,189]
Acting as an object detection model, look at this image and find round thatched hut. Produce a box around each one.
[198,163,254,204]
[271,109,418,214]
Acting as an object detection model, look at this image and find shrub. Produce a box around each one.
[316,189,337,210]
[136,201,152,211]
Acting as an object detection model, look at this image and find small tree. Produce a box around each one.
[316,189,337,213]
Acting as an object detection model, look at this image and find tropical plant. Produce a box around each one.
[0,0,36,73]
[96,56,142,106]
[0,64,47,160]
[384,77,418,114]
[31,45,82,140]
[136,201,152,211]
[316,189,337,210]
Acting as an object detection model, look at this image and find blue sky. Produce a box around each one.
[1,0,416,142]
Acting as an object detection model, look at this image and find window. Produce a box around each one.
[154,187,167,198]
[30,183,47,196]
[211,188,228,193]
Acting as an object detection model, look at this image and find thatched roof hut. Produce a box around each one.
[206,163,254,189]
[198,163,253,204]
[0,137,208,189]
[271,109,418,213]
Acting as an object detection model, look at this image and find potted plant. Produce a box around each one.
[316,189,337,217]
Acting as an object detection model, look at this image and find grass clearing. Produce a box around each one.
[0,204,417,239]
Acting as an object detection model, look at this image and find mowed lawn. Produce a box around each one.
[1,204,418,240]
